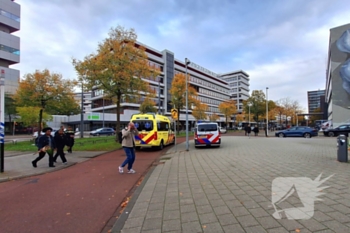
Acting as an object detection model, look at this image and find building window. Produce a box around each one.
[0,8,20,22]
[0,44,20,55]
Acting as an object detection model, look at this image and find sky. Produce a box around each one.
[12,0,350,111]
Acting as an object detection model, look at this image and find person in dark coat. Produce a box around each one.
[53,128,68,164]
[65,126,75,153]
[32,127,56,168]
[244,124,249,136]
[246,124,252,138]
[253,125,259,136]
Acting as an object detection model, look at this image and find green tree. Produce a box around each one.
[73,26,159,141]
[5,93,17,123]
[16,106,52,126]
[14,69,78,133]
[243,90,266,122]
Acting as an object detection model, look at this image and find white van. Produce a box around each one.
[194,122,221,148]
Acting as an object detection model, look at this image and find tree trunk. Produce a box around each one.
[116,92,121,142]
[38,108,43,133]
[177,108,180,135]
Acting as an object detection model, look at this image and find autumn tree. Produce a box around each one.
[16,107,52,127]
[140,97,157,113]
[73,26,159,141]
[5,93,17,124]
[208,113,220,122]
[218,99,237,127]
[276,97,303,125]
[192,103,208,121]
[169,73,198,131]
[14,69,78,133]
[235,112,245,123]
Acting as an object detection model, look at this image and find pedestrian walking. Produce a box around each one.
[119,122,139,174]
[53,128,68,165]
[253,125,259,136]
[65,126,75,153]
[247,124,251,138]
[55,125,65,136]
[244,124,249,136]
[32,127,56,168]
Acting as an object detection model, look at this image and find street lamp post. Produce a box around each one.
[102,97,105,128]
[248,102,252,125]
[0,70,5,172]
[296,112,299,126]
[80,81,84,138]
[266,87,269,136]
[158,78,161,114]
[185,58,190,151]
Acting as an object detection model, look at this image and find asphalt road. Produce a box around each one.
[0,142,179,233]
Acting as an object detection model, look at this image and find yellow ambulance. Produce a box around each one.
[130,113,175,150]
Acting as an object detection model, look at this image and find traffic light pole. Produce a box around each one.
[174,119,177,152]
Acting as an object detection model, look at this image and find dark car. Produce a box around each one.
[90,128,116,136]
[323,124,350,137]
[275,126,318,138]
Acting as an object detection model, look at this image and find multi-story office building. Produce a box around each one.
[0,0,20,94]
[74,92,92,114]
[219,71,250,112]
[325,23,350,127]
[75,42,249,131]
[307,90,325,113]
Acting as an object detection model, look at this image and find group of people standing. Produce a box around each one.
[31,126,75,168]
[244,124,268,138]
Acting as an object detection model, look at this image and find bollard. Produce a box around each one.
[337,135,348,162]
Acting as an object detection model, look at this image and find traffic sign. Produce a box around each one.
[171,108,178,120]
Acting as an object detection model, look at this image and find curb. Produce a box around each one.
[0,151,110,183]
[110,162,157,233]
[108,147,172,233]
[0,162,78,183]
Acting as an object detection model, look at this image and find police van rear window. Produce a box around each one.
[132,121,153,131]
[198,124,218,132]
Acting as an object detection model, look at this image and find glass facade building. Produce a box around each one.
[87,41,249,129]
[0,0,20,95]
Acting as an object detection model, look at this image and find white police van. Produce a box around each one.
[194,122,221,148]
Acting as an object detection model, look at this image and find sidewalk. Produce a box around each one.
[0,150,107,182]
[114,136,350,233]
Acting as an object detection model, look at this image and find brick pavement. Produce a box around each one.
[115,136,350,233]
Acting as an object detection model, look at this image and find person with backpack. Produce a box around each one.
[65,126,75,153]
[32,127,56,168]
[119,122,139,174]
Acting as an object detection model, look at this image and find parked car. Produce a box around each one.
[194,122,221,148]
[275,126,318,138]
[90,128,116,136]
[219,127,227,134]
[321,120,332,130]
[323,124,350,137]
